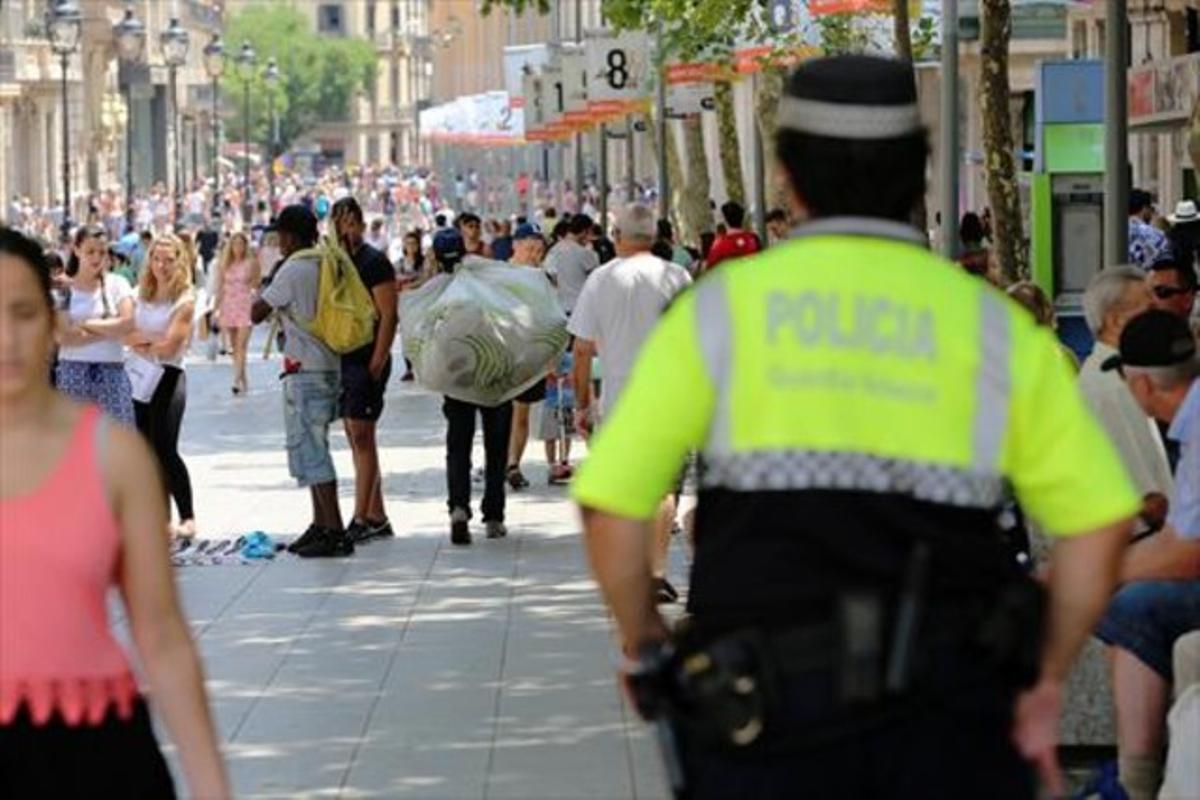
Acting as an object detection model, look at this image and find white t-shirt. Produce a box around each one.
[544,238,600,314]
[58,274,134,364]
[567,252,692,416]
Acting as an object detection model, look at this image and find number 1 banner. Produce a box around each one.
[585,29,652,120]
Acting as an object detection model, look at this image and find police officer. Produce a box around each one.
[571,55,1137,799]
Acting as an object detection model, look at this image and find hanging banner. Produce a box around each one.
[560,43,592,130]
[808,0,891,12]
[419,92,524,146]
[541,61,574,139]
[733,42,822,75]
[523,71,554,141]
[585,28,652,119]
[664,62,721,118]
[504,44,551,112]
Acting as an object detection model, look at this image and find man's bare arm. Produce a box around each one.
[581,508,669,650]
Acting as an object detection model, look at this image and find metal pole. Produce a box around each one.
[598,123,608,227]
[939,0,959,259]
[573,0,584,213]
[655,21,668,223]
[60,53,71,237]
[125,79,135,231]
[268,92,276,212]
[172,66,183,223]
[751,73,766,242]
[191,117,199,193]
[243,79,251,225]
[1104,0,1129,266]
[625,116,635,202]
[212,76,219,205]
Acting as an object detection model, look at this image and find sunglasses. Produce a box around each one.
[1152,285,1195,300]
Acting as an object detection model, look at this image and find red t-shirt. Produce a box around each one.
[706,229,761,270]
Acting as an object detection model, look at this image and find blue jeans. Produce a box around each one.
[1095,580,1200,680]
[282,371,339,488]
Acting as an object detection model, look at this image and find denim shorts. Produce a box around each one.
[282,371,339,487]
[1095,580,1200,680]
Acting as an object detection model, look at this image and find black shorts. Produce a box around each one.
[0,698,176,798]
[516,380,548,404]
[340,357,392,422]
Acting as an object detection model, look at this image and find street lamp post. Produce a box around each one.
[46,0,81,239]
[161,17,190,226]
[264,56,280,213]
[113,2,145,233]
[203,34,224,217]
[236,41,256,225]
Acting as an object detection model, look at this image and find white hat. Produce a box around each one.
[1169,199,1198,224]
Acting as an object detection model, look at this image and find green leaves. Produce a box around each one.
[223,4,375,154]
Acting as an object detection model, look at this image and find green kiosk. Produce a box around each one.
[1027,60,1106,358]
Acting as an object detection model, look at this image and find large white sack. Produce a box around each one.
[400,256,569,406]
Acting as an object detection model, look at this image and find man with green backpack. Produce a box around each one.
[251,204,377,558]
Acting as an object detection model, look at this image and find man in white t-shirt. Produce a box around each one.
[568,203,692,603]
[543,213,601,314]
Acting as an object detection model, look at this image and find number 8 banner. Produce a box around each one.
[585,29,651,120]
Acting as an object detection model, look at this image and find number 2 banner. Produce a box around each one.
[585,29,652,120]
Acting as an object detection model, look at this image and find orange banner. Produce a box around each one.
[809,0,891,13]
[734,44,821,75]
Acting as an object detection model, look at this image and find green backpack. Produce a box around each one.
[294,237,377,354]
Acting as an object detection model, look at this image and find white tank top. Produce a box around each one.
[134,295,191,368]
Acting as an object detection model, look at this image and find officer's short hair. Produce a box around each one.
[614,203,656,244]
[776,55,928,224]
[1083,266,1146,336]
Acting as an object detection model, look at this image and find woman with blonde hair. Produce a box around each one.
[127,234,199,538]
[214,231,259,394]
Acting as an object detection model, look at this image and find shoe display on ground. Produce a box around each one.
[485,521,508,539]
[450,508,471,546]
[287,524,323,554]
[347,518,395,544]
[293,527,355,558]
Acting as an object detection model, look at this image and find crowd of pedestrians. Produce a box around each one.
[2,137,1197,796]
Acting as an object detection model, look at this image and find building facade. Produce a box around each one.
[0,0,219,225]
[1068,0,1200,209]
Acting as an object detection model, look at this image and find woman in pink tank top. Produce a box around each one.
[0,228,229,798]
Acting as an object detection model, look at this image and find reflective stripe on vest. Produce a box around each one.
[694,244,1014,510]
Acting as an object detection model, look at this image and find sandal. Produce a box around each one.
[507,465,529,490]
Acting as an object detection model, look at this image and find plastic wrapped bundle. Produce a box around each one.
[400,257,570,406]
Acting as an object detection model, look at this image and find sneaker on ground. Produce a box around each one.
[287,524,323,554]
[294,528,355,558]
[485,521,508,539]
[450,508,471,546]
[548,464,573,485]
[348,518,395,544]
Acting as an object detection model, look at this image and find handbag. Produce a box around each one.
[125,352,165,403]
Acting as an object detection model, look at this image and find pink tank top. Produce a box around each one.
[0,406,138,726]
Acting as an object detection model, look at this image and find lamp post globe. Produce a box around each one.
[47,0,82,56]
[113,6,145,63]
[203,33,225,79]
[160,17,190,68]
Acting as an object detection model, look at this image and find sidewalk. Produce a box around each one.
[151,344,675,799]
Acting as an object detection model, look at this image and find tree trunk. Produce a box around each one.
[646,102,687,234]
[979,0,1027,281]
[893,0,928,234]
[755,68,788,212]
[715,80,745,206]
[679,114,714,247]
[893,0,913,62]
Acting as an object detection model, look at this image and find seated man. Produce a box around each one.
[1079,268,1174,527]
[1100,310,1200,800]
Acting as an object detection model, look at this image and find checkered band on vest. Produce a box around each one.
[700,451,1007,510]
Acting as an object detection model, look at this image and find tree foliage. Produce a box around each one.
[223,4,375,153]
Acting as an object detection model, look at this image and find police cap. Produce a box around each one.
[779,55,922,142]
